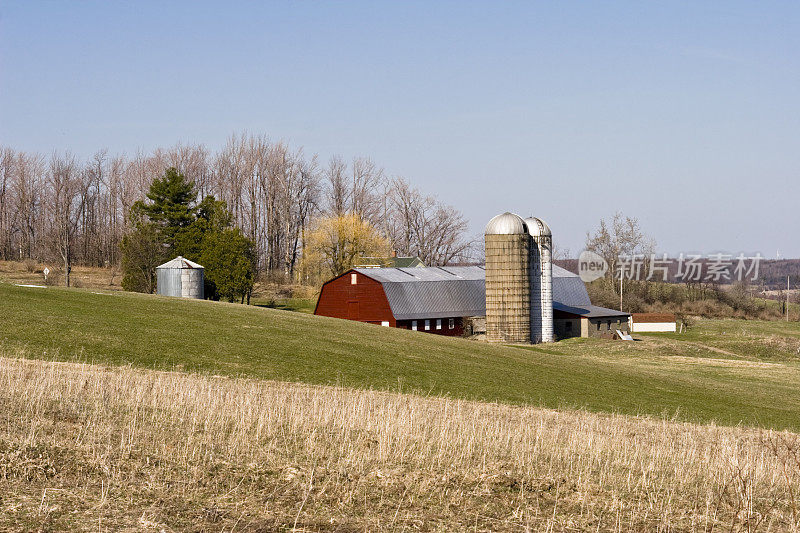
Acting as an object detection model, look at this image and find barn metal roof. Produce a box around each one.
[352,266,485,320]
[354,266,485,283]
[552,276,592,307]
[353,264,614,320]
[553,303,631,318]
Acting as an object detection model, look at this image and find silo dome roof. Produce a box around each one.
[524,216,552,237]
[156,256,204,269]
[485,212,527,235]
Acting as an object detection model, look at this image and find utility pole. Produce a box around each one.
[620,275,623,311]
[788,276,791,322]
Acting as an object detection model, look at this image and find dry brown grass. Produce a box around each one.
[0,260,319,301]
[1,354,799,532]
[0,260,122,290]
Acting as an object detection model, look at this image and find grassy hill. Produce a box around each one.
[2,282,800,430]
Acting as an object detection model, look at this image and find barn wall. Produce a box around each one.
[554,309,581,339]
[396,317,465,337]
[554,318,581,339]
[314,271,396,326]
[587,317,629,338]
[580,317,589,338]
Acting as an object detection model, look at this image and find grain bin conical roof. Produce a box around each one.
[156,256,204,269]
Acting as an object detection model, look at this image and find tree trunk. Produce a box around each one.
[64,244,70,287]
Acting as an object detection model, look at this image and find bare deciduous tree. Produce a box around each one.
[46,153,85,286]
[387,178,472,265]
[13,151,44,260]
[350,157,384,226]
[0,136,473,284]
[323,156,349,218]
[283,152,319,277]
[0,148,16,259]
[585,212,656,288]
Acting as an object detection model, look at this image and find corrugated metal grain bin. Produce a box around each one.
[156,256,204,299]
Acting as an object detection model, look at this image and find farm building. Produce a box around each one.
[156,256,204,299]
[630,313,677,333]
[315,266,484,336]
[553,298,631,339]
[315,211,630,341]
[314,264,629,339]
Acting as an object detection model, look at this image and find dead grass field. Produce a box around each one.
[0,260,318,306]
[1,354,799,532]
[0,260,123,289]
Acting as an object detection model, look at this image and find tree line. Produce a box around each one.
[581,212,796,320]
[0,134,474,286]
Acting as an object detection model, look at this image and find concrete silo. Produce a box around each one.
[484,212,531,343]
[156,256,204,299]
[524,217,554,343]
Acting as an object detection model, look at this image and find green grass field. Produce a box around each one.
[249,296,316,313]
[2,282,800,430]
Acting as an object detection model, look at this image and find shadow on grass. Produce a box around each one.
[251,298,315,314]
[507,345,568,356]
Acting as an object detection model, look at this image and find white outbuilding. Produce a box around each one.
[630,313,677,333]
[156,256,204,299]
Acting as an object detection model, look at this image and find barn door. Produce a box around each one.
[347,301,359,320]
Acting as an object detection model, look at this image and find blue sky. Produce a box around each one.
[1,1,798,257]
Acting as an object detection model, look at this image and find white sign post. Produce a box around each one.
[43,267,50,282]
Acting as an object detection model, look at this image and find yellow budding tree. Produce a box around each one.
[305,214,389,278]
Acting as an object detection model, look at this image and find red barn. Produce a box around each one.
[315,265,630,339]
[314,267,486,336]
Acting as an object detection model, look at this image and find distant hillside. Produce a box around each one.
[555,258,800,291]
[761,259,800,289]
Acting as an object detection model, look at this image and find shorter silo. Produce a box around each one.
[156,256,204,299]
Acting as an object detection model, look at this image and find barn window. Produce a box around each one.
[436,319,442,330]
[448,318,455,329]
[607,320,612,330]
[596,321,601,331]
[351,273,357,284]
[381,321,389,327]
[411,320,417,331]
[424,320,430,330]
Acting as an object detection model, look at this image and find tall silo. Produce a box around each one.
[156,256,204,299]
[524,217,554,343]
[485,212,531,343]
